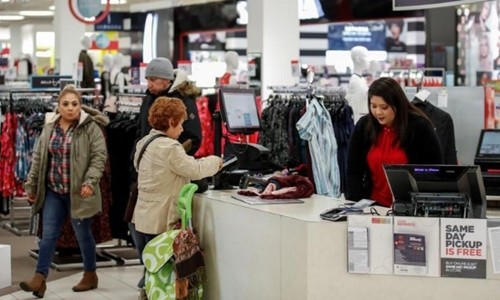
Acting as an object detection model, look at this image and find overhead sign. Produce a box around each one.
[393,0,484,11]
[94,12,147,31]
[328,21,386,51]
[31,75,72,89]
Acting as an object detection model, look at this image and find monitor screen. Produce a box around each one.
[476,129,500,157]
[383,164,487,219]
[219,88,261,134]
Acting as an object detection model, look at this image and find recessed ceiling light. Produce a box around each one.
[101,0,127,4]
[1,0,10,3]
[0,15,24,20]
[19,10,54,17]
[48,5,55,11]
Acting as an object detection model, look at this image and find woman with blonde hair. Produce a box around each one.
[21,85,108,298]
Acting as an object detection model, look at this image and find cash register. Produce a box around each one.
[213,87,279,189]
[474,129,500,198]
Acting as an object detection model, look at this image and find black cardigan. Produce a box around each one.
[346,113,443,202]
[137,89,202,156]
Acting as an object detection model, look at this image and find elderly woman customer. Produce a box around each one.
[132,96,222,299]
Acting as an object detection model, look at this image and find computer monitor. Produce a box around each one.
[476,129,500,158]
[383,164,487,219]
[219,88,261,134]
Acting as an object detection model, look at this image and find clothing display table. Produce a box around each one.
[194,190,500,300]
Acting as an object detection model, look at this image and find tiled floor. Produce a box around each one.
[0,266,143,300]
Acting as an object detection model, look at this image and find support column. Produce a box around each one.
[9,25,22,68]
[247,0,300,99]
[53,2,86,76]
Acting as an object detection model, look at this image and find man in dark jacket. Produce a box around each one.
[137,57,202,154]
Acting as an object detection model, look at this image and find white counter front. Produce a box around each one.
[193,190,500,300]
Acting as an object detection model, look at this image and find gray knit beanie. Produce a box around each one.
[145,57,174,80]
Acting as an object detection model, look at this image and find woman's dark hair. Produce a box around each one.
[388,20,404,32]
[366,77,429,146]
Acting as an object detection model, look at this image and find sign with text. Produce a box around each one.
[328,21,386,51]
[31,75,72,89]
[393,217,440,277]
[440,218,487,279]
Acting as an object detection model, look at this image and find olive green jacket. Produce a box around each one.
[25,106,108,218]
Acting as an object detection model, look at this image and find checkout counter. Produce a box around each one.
[193,190,500,300]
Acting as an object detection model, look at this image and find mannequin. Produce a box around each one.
[16,53,33,80]
[110,53,127,94]
[220,51,239,85]
[101,54,114,112]
[346,46,369,123]
[78,36,96,88]
[366,60,381,85]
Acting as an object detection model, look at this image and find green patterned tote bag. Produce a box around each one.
[143,229,181,300]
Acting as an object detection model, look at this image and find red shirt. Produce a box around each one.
[367,127,408,207]
[219,72,232,85]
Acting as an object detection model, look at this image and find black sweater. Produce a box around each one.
[346,113,443,201]
[138,89,202,156]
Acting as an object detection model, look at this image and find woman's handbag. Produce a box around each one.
[123,134,166,222]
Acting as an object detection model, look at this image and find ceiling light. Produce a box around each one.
[101,0,127,4]
[0,15,24,20]
[1,0,10,3]
[48,5,55,11]
[19,10,54,17]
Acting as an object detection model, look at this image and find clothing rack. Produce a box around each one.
[268,85,312,94]
[1,91,56,236]
[0,89,102,236]
[115,94,143,114]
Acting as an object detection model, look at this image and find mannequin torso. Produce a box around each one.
[101,54,113,97]
[346,46,369,123]
[110,53,127,93]
[221,51,239,85]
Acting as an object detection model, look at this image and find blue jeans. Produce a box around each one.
[36,189,96,276]
[128,222,156,288]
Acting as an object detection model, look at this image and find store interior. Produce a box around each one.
[0,0,499,299]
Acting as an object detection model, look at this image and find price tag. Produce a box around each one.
[437,89,448,108]
[291,59,300,77]
[177,60,192,75]
[140,62,147,85]
[248,60,256,77]
[76,62,83,82]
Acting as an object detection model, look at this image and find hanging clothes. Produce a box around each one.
[195,95,214,158]
[259,91,354,196]
[106,111,139,241]
[78,50,96,89]
[0,112,18,197]
[412,98,458,164]
[296,99,341,198]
